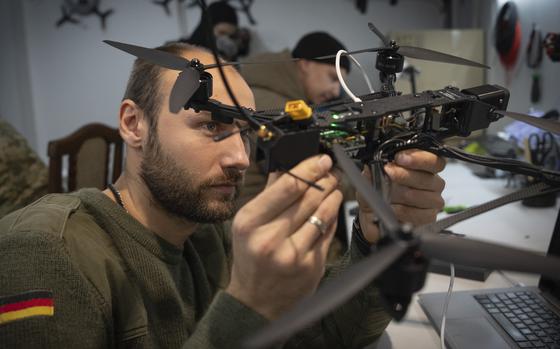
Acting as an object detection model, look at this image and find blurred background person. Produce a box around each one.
[179,0,250,61]
[240,31,350,110]
[0,118,48,217]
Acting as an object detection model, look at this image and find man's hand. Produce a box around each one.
[227,155,342,320]
[357,149,446,244]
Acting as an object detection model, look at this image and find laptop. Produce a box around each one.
[418,209,560,349]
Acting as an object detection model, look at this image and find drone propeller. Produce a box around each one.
[368,21,390,47]
[366,21,489,69]
[104,40,208,113]
[104,40,189,70]
[245,144,560,348]
[244,241,409,349]
[495,110,560,135]
[398,46,489,69]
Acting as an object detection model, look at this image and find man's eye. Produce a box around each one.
[240,129,251,144]
[204,122,218,132]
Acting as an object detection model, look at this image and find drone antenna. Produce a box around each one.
[282,169,324,191]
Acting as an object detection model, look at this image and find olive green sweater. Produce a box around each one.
[0,189,391,348]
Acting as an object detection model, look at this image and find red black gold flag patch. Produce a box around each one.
[0,290,54,325]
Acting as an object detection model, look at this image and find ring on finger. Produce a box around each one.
[307,215,326,235]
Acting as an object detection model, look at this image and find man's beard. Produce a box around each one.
[140,132,243,223]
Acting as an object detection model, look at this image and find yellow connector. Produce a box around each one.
[284,100,312,120]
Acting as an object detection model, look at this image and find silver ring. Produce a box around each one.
[307,215,326,235]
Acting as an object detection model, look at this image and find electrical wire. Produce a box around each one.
[440,263,455,349]
[335,50,375,103]
[197,0,260,130]
[497,270,525,287]
[408,133,560,185]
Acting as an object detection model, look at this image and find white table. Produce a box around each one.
[382,160,559,348]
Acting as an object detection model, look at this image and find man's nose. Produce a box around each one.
[221,133,250,171]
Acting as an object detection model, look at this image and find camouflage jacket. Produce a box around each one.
[0,119,48,217]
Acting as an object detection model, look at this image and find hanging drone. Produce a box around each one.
[104,14,560,348]
[56,0,113,29]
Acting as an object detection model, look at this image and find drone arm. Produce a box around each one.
[380,135,560,186]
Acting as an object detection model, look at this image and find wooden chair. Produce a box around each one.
[47,123,123,193]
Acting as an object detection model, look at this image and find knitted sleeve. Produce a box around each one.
[182,290,268,349]
[0,230,111,348]
[285,238,392,349]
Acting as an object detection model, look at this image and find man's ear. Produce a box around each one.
[119,99,148,149]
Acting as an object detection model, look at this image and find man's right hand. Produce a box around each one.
[227,154,342,320]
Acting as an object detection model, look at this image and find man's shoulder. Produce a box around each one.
[0,191,131,302]
[0,192,116,255]
[0,193,82,237]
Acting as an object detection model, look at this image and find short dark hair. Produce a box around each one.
[122,42,192,134]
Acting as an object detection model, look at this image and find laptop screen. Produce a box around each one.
[538,207,560,299]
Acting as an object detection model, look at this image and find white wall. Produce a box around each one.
[0,1,37,148]
[454,0,560,133]
[2,0,448,161]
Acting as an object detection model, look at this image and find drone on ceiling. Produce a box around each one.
[56,0,113,29]
[153,0,187,16]
[182,0,257,24]
[104,12,560,348]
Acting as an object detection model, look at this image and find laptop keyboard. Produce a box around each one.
[474,291,560,348]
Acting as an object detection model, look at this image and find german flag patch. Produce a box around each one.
[0,290,54,325]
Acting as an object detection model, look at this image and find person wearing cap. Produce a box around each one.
[238,32,352,210]
[241,31,350,110]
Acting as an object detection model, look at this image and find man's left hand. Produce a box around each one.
[357,149,446,244]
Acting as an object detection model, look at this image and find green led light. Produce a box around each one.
[332,114,340,119]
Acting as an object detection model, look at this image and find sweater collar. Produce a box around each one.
[75,188,185,264]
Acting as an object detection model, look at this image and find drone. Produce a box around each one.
[56,0,113,29]
[104,15,560,348]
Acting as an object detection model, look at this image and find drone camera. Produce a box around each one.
[454,84,510,136]
[461,84,510,111]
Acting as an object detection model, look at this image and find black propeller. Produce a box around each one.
[368,22,390,47]
[104,40,188,70]
[244,241,409,349]
[245,144,560,348]
[495,110,560,135]
[104,40,206,113]
[366,21,490,69]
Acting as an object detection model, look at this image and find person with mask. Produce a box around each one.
[182,0,249,61]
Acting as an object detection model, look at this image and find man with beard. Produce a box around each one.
[0,43,446,348]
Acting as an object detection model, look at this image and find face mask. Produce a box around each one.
[216,35,238,61]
